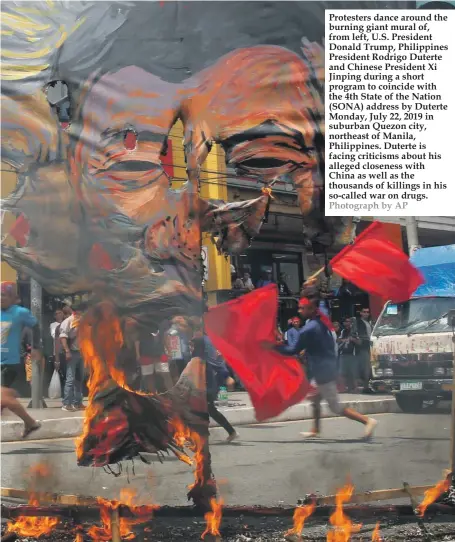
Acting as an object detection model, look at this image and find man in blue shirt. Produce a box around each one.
[277,297,377,440]
[286,317,302,350]
[1,281,42,438]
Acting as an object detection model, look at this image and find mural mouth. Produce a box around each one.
[105,160,158,173]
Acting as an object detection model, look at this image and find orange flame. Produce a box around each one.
[5,463,60,538]
[201,497,224,539]
[372,522,382,541]
[169,416,207,487]
[75,531,84,542]
[285,501,315,539]
[326,484,362,542]
[417,475,450,516]
[87,489,158,540]
[75,305,155,462]
[5,515,59,539]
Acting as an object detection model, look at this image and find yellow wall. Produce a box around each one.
[168,120,186,190]
[200,143,232,305]
[168,123,231,305]
[1,167,18,282]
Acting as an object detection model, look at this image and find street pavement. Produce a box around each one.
[1,392,399,441]
[1,410,451,507]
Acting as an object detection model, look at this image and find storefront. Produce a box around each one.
[232,248,304,295]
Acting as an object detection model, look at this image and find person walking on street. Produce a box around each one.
[59,302,85,411]
[353,307,373,394]
[191,333,239,443]
[276,297,377,440]
[1,281,42,438]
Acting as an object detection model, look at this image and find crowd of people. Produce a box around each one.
[1,283,241,442]
[2,275,375,442]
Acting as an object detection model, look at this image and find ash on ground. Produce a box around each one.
[3,514,455,542]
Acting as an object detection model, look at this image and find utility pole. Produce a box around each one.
[30,278,45,408]
[405,217,421,256]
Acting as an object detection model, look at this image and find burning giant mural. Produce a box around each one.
[0,0,411,506]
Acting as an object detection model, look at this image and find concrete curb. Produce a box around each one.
[1,398,398,442]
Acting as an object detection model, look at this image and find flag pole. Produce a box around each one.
[30,278,45,409]
[303,221,382,287]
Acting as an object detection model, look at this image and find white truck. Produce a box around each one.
[370,244,455,413]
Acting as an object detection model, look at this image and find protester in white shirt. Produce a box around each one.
[59,307,84,411]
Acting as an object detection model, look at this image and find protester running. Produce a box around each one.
[277,297,378,440]
[1,281,42,438]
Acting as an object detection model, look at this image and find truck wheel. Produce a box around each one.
[395,394,424,413]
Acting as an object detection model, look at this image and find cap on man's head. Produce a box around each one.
[1,281,17,296]
[298,297,311,308]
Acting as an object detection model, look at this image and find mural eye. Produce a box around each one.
[124,130,137,150]
[241,158,287,169]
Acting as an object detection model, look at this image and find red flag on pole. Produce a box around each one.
[204,284,309,422]
[331,221,424,303]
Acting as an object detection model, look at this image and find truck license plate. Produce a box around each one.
[400,382,423,391]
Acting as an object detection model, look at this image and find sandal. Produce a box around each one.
[22,422,42,439]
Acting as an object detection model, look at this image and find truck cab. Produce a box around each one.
[370,244,455,413]
[371,296,455,412]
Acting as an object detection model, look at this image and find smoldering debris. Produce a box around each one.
[2,512,455,542]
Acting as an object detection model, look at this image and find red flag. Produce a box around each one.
[204,284,309,422]
[331,221,424,303]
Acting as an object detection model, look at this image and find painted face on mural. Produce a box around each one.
[74,67,203,299]
[1,1,352,325]
[181,45,324,217]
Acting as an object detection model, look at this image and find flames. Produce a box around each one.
[201,497,224,539]
[5,510,59,539]
[169,416,207,491]
[284,476,452,541]
[87,488,158,541]
[5,464,60,538]
[75,306,121,461]
[417,474,450,516]
[285,501,315,540]
[327,483,362,542]
[75,304,157,464]
[371,522,382,541]
[284,484,388,542]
